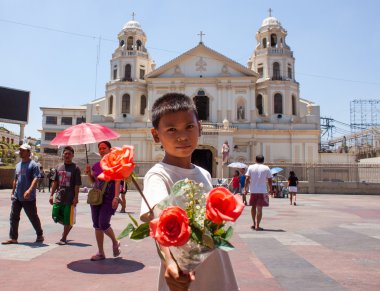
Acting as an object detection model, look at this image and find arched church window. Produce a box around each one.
[256,94,263,115]
[262,38,267,48]
[193,93,209,121]
[274,93,283,114]
[124,64,131,81]
[140,95,147,115]
[136,40,142,51]
[271,34,277,47]
[122,94,130,114]
[288,66,292,79]
[273,62,281,80]
[113,65,117,80]
[127,36,133,50]
[292,95,297,115]
[108,95,113,114]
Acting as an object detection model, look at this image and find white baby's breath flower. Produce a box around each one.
[199,182,204,188]
[184,178,189,183]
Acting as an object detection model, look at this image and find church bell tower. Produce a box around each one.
[248,9,300,120]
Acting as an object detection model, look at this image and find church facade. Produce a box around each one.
[40,13,320,178]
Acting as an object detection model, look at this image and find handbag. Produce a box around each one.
[87,182,108,206]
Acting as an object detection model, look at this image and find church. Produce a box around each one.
[40,12,320,178]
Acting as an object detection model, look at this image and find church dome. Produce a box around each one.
[122,20,142,31]
[261,16,281,27]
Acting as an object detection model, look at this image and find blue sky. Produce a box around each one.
[1,0,379,139]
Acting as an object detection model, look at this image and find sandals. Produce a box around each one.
[1,239,18,245]
[294,202,297,206]
[256,227,264,231]
[57,239,67,245]
[91,253,106,261]
[113,241,121,257]
[250,225,256,230]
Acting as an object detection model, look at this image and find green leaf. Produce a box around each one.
[117,223,135,240]
[190,225,203,243]
[214,237,235,251]
[130,222,150,240]
[222,226,234,240]
[128,213,139,227]
[214,228,225,236]
[202,233,215,249]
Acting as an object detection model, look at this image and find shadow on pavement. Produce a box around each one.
[262,229,286,232]
[67,257,145,274]
[64,241,92,247]
[18,242,50,248]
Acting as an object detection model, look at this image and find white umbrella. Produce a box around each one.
[227,162,248,168]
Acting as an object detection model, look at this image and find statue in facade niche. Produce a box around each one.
[237,106,245,120]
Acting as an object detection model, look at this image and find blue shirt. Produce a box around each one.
[239,174,245,188]
[14,160,40,201]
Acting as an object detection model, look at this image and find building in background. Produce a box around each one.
[40,13,320,177]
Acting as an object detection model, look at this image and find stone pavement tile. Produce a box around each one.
[230,234,282,291]
[242,237,345,290]
[293,246,380,290]
[303,226,380,252]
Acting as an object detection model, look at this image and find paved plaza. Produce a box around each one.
[1,189,380,290]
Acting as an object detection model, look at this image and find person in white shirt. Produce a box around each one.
[244,155,273,231]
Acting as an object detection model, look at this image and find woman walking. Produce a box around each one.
[288,171,299,206]
[85,141,121,261]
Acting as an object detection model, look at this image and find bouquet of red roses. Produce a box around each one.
[149,178,245,272]
[98,145,245,272]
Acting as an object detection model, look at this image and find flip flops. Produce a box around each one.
[91,253,106,261]
[1,240,18,245]
[256,227,264,231]
[57,239,67,245]
[113,241,121,257]
[35,235,44,243]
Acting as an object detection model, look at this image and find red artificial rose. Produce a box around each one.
[150,206,191,247]
[98,145,135,181]
[206,187,245,224]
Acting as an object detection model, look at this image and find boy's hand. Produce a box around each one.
[164,260,194,291]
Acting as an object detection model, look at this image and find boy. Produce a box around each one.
[49,146,81,245]
[140,93,238,291]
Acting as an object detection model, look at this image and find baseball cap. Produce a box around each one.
[19,143,31,151]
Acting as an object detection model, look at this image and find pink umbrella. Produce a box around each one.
[50,123,120,162]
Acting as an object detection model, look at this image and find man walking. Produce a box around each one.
[49,146,81,245]
[2,144,44,244]
[244,155,272,231]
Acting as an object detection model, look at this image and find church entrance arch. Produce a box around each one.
[191,145,217,177]
[193,92,209,121]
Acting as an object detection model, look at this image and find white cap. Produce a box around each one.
[19,143,31,151]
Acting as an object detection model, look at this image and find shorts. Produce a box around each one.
[52,204,76,226]
[231,187,239,194]
[288,186,297,193]
[249,193,269,207]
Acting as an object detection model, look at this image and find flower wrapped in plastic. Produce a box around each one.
[149,179,245,272]
[100,145,245,273]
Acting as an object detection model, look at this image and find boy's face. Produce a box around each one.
[151,110,201,167]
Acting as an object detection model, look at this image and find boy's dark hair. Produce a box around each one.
[151,93,198,129]
[289,171,295,177]
[98,141,111,149]
[256,154,264,163]
[63,146,74,154]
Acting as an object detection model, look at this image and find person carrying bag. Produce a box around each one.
[87,182,108,206]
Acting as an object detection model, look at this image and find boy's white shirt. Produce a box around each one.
[141,161,239,291]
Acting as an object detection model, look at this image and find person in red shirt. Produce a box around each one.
[229,170,240,194]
